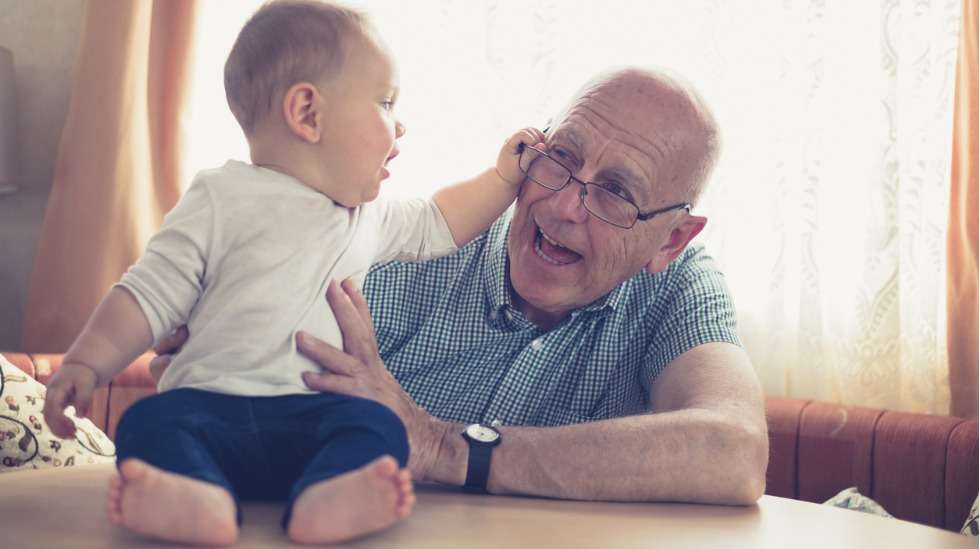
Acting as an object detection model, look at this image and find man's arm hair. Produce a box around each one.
[424,342,769,504]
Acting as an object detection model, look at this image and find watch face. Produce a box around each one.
[465,424,500,443]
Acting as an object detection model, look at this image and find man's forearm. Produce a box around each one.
[422,409,768,505]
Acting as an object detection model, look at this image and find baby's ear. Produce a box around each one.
[282,82,323,143]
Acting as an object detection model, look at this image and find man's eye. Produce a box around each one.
[601,182,633,201]
[549,148,578,169]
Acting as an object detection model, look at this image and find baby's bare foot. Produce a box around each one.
[287,455,415,545]
[106,458,238,546]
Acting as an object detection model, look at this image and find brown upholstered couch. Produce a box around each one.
[4,352,977,533]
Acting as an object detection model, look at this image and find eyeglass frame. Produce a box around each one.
[517,143,691,229]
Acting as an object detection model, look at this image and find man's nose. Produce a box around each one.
[395,120,406,138]
[549,180,589,223]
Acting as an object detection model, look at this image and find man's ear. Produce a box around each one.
[645,215,707,274]
[282,82,324,143]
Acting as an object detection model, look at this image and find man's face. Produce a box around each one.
[507,73,708,324]
[316,33,404,207]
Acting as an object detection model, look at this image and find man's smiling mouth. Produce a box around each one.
[534,223,583,266]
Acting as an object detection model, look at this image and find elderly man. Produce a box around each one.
[153,67,768,505]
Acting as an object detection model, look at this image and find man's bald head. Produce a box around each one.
[550,67,720,204]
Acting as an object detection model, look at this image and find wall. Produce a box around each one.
[0,0,84,349]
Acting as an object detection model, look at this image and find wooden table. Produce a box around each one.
[0,465,973,548]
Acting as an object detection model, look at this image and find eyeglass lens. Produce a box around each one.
[520,147,638,227]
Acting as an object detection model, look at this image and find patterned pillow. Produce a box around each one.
[0,354,115,471]
[962,495,978,536]
[823,487,893,518]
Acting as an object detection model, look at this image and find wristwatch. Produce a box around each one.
[461,423,502,493]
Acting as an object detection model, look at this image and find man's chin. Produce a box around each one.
[511,250,576,304]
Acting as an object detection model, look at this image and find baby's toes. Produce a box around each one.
[396,493,416,518]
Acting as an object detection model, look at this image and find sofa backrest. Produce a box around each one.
[766,397,978,532]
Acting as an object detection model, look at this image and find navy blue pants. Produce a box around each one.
[114,388,409,527]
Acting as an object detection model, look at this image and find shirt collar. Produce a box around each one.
[579,279,628,315]
[480,211,629,322]
[482,213,514,318]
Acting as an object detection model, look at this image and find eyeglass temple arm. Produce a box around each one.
[636,202,691,221]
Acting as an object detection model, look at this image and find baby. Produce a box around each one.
[42,1,541,546]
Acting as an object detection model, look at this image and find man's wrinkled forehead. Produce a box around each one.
[544,95,671,193]
[546,124,584,149]
[546,81,665,149]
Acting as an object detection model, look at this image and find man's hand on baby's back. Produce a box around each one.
[297,279,446,480]
[148,326,189,383]
[42,362,99,439]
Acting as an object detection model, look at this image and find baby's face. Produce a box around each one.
[315,32,404,207]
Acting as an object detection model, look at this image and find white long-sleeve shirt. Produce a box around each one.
[117,160,457,396]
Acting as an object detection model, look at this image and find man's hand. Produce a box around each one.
[148,326,189,384]
[496,127,546,186]
[297,278,447,480]
[42,363,98,439]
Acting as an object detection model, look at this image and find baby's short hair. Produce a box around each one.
[224,0,367,134]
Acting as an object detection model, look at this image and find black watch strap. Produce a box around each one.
[463,441,493,493]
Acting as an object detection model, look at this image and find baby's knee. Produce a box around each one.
[343,398,409,458]
[353,398,405,433]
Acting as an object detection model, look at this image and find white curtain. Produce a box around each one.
[183,0,961,414]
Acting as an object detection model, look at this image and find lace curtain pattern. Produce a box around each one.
[185,1,961,414]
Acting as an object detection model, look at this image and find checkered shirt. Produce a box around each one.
[364,213,741,427]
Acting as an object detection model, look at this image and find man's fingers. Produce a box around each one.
[149,325,187,385]
[148,355,171,384]
[340,278,378,343]
[295,331,358,376]
[152,326,189,355]
[325,280,374,360]
[302,371,358,396]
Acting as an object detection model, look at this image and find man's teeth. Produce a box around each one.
[534,226,578,265]
[535,233,564,265]
[539,227,565,248]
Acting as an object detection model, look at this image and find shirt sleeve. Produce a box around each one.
[373,197,458,263]
[641,246,742,389]
[115,179,214,345]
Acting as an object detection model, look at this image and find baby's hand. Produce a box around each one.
[496,127,546,187]
[42,362,98,439]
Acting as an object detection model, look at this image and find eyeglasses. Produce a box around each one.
[518,144,691,229]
